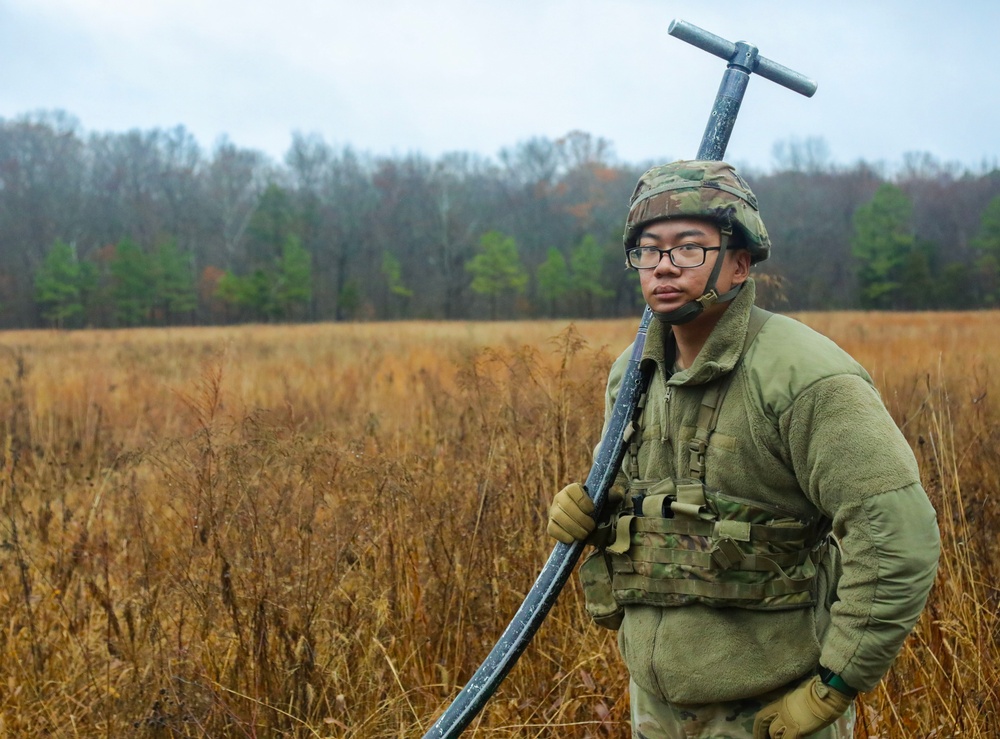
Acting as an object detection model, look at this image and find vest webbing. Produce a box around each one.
[613,571,813,601]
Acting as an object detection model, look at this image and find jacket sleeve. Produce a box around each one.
[779,373,940,693]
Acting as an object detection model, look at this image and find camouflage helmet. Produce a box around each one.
[623,160,770,264]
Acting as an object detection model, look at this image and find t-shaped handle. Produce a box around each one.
[669,19,817,97]
[668,18,818,161]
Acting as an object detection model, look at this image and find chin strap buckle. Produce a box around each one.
[695,289,720,309]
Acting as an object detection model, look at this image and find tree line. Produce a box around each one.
[4,111,1000,329]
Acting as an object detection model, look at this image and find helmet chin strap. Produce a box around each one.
[653,224,742,325]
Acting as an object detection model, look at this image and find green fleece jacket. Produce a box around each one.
[600,279,940,704]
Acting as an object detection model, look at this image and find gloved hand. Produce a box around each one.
[546,483,595,544]
[753,675,853,739]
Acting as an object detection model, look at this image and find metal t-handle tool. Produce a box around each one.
[420,19,817,739]
[668,19,818,160]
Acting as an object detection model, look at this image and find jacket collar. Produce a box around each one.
[641,278,757,386]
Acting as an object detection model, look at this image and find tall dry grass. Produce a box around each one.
[0,313,995,737]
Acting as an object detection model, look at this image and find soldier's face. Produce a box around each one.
[636,217,749,316]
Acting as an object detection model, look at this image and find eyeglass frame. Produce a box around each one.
[625,244,723,270]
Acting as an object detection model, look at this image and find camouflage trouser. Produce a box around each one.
[629,678,856,739]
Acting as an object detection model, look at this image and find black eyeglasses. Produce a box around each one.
[626,244,722,269]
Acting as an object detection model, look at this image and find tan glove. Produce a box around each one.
[546,483,595,544]
[753,675,853,739]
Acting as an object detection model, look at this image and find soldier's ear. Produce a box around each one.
[731,249,752,284]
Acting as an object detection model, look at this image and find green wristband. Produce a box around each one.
[818,667,858,698]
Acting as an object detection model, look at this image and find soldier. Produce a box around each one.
[547,160,940,739]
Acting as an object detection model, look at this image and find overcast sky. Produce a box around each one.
[1,0,997,173]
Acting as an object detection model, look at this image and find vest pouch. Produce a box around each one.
[579,548,623,630]
[705,489,822,610]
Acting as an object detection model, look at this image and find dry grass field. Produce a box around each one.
[0,312,995,737]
